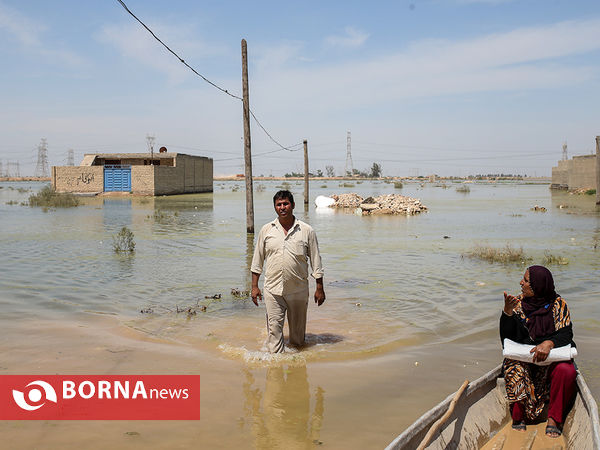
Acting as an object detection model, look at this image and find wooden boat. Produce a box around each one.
[386,364,600,449]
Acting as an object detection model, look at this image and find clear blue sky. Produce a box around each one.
[1,0,599,177]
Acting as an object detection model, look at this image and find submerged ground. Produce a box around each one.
[0,180,598,449]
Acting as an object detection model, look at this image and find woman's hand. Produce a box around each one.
[503,291,519,316]
[530,340,555,363]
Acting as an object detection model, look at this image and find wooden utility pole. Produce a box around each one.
[596,136,600,205]
[304,140,309,205]
[241,39,254,233]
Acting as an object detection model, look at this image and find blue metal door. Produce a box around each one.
[104,165,131,192]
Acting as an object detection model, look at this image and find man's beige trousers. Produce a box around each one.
[263,288,309,353]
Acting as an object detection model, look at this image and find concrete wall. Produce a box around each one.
[551,154,596,190]
[131,166,155,195]
[52,166,104,193]
[568,155,596,190]
[154,155,212,195]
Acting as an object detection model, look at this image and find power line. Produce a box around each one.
[309,150,558,163]
[215,142,303,161]
[115,0,240,100]
[114,0,296,153]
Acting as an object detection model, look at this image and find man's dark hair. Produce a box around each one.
[273,190,294,206]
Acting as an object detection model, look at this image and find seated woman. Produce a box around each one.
[501,265,576,438]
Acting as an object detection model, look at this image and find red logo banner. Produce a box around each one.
[0,375,200,420]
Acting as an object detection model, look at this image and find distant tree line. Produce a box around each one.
[285,162,382,178]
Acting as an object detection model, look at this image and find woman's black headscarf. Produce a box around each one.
[521,265,559,340]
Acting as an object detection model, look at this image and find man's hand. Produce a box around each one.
[251,272,262,306]
[251,286,262,306]
[503,291,519,316]
[314,278,325,306]
[530,340,554,363]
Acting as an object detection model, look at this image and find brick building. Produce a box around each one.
[551,154,596,190]
[52,152,213,195]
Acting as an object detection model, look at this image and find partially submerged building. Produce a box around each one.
[52,152,213,195]
[551,154,597,190]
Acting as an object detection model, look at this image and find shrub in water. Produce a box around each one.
[113,226,135,253]
[464,244,529,264]
[28,186,79,208]
[543,251,569,265]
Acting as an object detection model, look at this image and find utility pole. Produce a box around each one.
[596,136,600,205]
[303,140,309,206]
[67,149,75,166]
[241,39,254,234]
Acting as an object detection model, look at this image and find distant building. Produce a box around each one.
[52,152,212,195]
[551,154,596,190]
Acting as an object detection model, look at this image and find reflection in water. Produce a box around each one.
[243,365,325,449]
[102,198,132,232]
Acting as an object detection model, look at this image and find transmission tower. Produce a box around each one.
[562,141,568,161]
[67,149,75,166]
[345,131,354,176]
[146,134,155,162]
[15,161,20,178]
[0,161,3,178]
[34,138,49,177]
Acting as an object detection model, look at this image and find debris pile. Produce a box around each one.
[330,193,363,208]
[330,193,427,215]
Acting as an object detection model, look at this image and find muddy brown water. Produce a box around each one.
[0,180,598,448]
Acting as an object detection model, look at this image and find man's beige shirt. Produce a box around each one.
[251,218,324,295]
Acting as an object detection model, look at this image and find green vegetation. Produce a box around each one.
[112,226,135,253]
[369,162,382,178]
[543,251,569,265]
[394,181,403,189]
[456,185,470,193]
[28,186,79,208]
[464,244,530,264]
[255,184,266,192]
[585,189,596,195]
[320,184,327,188]
[340,183,355,188]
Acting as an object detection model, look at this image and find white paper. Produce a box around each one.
[503,338,577,366]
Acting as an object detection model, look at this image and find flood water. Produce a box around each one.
[0,180,599,449]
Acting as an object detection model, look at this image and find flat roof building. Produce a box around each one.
[52,152,212,196]
[551,154,596,191]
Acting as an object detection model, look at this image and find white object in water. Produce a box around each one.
[314,195,335,208]
[503,338,577,366]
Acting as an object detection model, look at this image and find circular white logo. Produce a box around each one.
[12,380,58,411]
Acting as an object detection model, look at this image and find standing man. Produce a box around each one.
[251,190,325,353]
